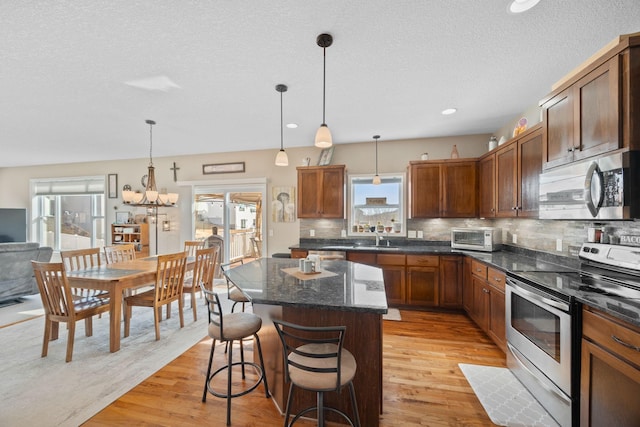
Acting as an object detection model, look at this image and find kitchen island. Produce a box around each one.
[224,257,388,427]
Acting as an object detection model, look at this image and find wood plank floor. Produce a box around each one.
[83,309,506,426]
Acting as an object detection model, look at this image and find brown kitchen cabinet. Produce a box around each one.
[439,255,462,309]
[495,125,542,218]
[581,306,640,426]
[406,255,440,307]
[467,259,506,352]
[290,249,308,259]
[408,159,477,218]
[478,154,496,218]
[462,256,473,313]
[377,254,406,306]
[296,165,345,218]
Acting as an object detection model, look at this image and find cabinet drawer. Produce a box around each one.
[487,267,506,292]
[347,251,377,265]
[290,249,308,259]
[377,253,406,266]
[471,260,488,280]
[406,255,439,267]
[583,307,640,366]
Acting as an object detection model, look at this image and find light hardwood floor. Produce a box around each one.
[83,309,505,426]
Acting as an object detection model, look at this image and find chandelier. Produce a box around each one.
[121,120,179,206]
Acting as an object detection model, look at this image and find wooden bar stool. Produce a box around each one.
[273,319,361,427]
[201,288,270,426]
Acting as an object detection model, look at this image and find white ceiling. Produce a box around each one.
[2,1,639,168]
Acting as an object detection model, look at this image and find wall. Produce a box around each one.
[0,132,490,256]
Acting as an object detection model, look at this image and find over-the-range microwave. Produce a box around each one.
[451,227,502,252]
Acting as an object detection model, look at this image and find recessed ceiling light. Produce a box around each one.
[508,0,541,14]
[441,108,457,115]
[286,123,298,129]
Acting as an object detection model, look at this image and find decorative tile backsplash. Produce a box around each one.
[300,218,640,260]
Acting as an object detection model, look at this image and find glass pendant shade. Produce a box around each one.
[275,149,289,166]
[315,124,332,148]
[372,175,381,185]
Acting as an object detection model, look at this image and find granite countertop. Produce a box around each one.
[223,258,388,314]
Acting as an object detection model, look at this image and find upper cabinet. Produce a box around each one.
[540,32,640,170]
[409,159,477,218]
[297,165,345,218]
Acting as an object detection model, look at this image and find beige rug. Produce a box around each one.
[0,292,230,427]
[383,308,401,321]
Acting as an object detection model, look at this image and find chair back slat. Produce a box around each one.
[184,240,205,258]
[202,288,225,338]
[193,246,219,292]
[155,252,188,305]
[32,261,75,320]
[104,244,136,264]
[60,248,102,271]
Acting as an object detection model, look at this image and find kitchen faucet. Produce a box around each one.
[375,232,384,247]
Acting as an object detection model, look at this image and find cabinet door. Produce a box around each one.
[439,256,462,309]
[380,265,406,306]
[471,276,489,330]
[409,163,441,218]
[297,168,320,217]
[462,257,473,313]
[319,167,345,218]
[478,155,496,218]
[542,88,575,169]
[441,162,477,218]
[346,251,377,265]
[574,57,621,161]
[290,249,308,259]
[495,143,518,217]
[407,266,439,307]
[517,129,542,218]
[487,285,506,352]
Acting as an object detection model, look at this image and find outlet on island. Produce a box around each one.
[309,229,315,237]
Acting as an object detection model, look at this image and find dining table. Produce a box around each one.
[65,255,193,353]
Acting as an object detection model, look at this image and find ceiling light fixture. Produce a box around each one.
[508,0,540,14]
[442,108,457,115]
[286,123,298,129]
[314,33,333,148]
[275,84,289,167]
[372,135,381,185]
[122,120,179,207]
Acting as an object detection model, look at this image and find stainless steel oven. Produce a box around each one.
[506,274,576,427]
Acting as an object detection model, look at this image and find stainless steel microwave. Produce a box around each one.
[451,227,502,252]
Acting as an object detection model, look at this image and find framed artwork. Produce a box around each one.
[115,211,129,224]
[108,174,118,199]
[272,186,296,222]
[317,146,334,166]
[203,162,245,174]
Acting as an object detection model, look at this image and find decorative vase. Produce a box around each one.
[488,137,498,151]
[421,153,429,160]
[450,145,459,159]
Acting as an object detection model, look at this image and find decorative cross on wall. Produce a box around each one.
[170,162,180,182]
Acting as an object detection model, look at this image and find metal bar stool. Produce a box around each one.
[273,319,361,427]
[201,288,270,426]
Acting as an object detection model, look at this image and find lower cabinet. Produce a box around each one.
[290,249,308,259]
[377,254,406,306]
[439,255,463,309]
[407,256,439,307]
[581,306,640,426]
[466,259,506,352]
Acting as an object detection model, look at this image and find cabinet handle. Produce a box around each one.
[483,288,490,293]
[611,335,640,352]
[493,277,502,282]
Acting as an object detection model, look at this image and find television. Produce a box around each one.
[0,208,28,243]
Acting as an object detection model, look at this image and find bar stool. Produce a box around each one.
[272,319,361,427]
[201,288,269,426]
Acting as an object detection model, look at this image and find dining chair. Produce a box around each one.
[205,234,224,278]
[123,251,188,341]
[182,246,219,321]
[272,319,361,427]
[250,237,261,258]
[201,287,270,426]
[220,260,249,313]
[104,244,137,264]
[60,247,110,300]
[31,261,110,362]
[184,240,205,257]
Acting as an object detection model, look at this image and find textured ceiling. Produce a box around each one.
[1,0,639,168]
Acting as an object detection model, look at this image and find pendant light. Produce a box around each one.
[372,135,381,185]
[274,84,289,166]
[314,33,333,148]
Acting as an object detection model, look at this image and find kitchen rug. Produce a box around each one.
[458,363,559,427]
[383,308,402,321]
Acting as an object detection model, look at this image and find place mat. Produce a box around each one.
[281,267,338,281]
[458,363,559,427]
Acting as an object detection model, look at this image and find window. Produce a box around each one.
[31,176,106,251]
[348,174,405,236]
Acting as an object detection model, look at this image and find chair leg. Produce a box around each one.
[51,320,59,340]
[123,301,131,337]
[154,305,161,340]
[166,302,171,319]
[283,383,295,427]
[191,291,198,322]
[178,298,185,329]
[317,391,324,427]
[41,318,52,358]
[226,339,233,426]
[254,333,270,398]
[202,338,217,402]
[85,317,93,337]
[66,321,76,363]
[239,338,246,379]
[348,382,361,427]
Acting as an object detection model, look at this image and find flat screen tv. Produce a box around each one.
[0,208,28,243]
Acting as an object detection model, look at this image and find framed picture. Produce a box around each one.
[203,162,245,174]
[108,174,118,199]
[272,186,296,222]
[317,146,334,166]
[115,211,129,224]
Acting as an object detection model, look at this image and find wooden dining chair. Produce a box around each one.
[183,246,219,321]
[123,251,188,341]
[104,244,136,264]
[61,247,110,300]
[184,240,205,257]
[31,261,110,362]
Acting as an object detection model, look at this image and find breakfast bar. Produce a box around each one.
[224,257,388,427]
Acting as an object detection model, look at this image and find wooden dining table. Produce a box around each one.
[65,256,193,353]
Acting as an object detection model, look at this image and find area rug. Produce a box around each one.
[383,308,402,321]
[0,293,229,427]
[458,363,559,427]
[0,294,44,327]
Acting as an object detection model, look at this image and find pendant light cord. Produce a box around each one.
[280,90,284,150]
[375,137,378,175]
[148,121,154,167]
[322,46,326,125]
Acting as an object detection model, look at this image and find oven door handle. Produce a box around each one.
[506,278,570,312]
[507,343,572,405]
